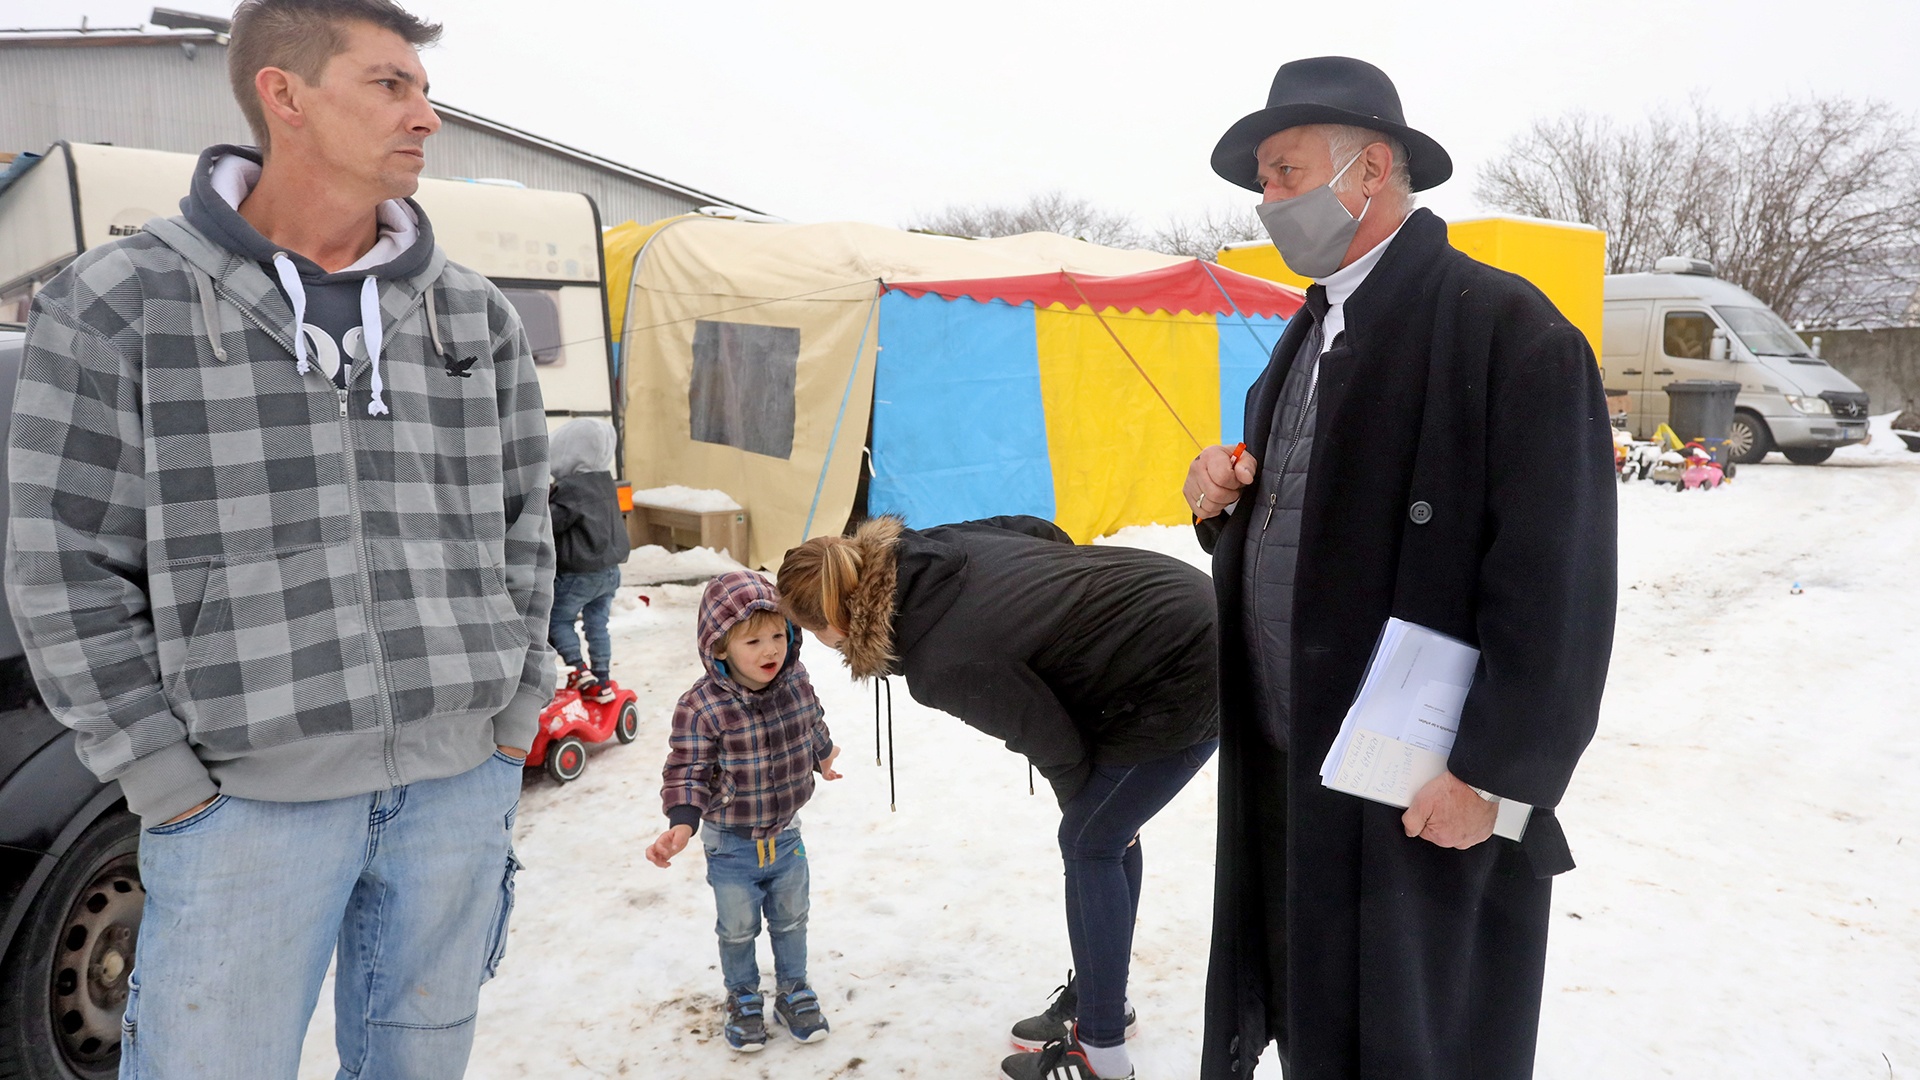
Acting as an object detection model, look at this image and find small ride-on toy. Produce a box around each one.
[525,676,641,784]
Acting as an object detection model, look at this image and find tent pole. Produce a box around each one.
[802,282,883,540]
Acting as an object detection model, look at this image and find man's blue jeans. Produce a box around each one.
[549,566,621,680]
[1059,740,1218,1048]
[701,824,809,994]
[120,751,524,1080]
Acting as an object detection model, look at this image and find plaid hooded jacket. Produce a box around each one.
[662,571,833,840]
[4,165,555,826]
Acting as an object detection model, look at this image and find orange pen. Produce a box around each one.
[1229,442,1247,464]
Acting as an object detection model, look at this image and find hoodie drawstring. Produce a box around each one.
[424,283,449,360]
[873,675,895,812]
[272,251,389,417]
[192,270,227,362]
[359,276,388,416]
[270,252,309,374]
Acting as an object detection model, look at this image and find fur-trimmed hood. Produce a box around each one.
[838,516,906,681]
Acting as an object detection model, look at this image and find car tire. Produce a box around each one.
[545,736,588,783]
[1783,446,1835,465]
[0,809,142,1080]
[613,701,640,745]
[1727,411,1772,464]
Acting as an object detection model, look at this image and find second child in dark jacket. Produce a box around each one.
[646,570,841,1052]
[546,419,629,702]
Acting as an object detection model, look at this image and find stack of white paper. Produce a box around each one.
[1320,618,1527,841]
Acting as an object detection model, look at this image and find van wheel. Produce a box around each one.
[1783,446,1834,465]
[0,809,142,1080]
[1727,411,1771,464]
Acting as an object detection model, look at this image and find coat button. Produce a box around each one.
[1409,500,1433,525]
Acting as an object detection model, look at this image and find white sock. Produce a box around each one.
[1080,1039,1132,1078]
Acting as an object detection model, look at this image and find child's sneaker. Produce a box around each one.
[772,981,831,1043]
[999,1034,1132,1080]
[723,989,767,1053]
[588,675,617,704]
[571,668,601,697]
[1009,973,1138,1052]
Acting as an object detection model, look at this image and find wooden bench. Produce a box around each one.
[627,501,750,565]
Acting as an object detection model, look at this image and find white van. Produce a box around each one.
[1603,257,1869,464]
[0,141,615,433]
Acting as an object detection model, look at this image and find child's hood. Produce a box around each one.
[696,571,799,690]
[549,418,617,480]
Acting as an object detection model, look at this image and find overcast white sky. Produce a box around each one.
[10,0,1920,230]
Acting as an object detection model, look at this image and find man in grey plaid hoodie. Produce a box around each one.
[3,2,554,1077]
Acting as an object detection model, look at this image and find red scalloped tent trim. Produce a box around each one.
[884,260,1304,319]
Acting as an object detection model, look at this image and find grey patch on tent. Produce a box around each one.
[689,320,798,459]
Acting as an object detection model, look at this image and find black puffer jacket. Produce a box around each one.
[838,515,1219,805]
[550,471,629,574]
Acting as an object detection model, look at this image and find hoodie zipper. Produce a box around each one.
[340,376,402,786]
[198,268,426,783]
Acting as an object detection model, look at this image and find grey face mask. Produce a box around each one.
[1255,150,1370,280]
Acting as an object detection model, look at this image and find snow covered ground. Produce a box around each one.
[296,417,1920,1078]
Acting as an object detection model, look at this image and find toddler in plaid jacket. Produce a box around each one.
[646,570,841,1050]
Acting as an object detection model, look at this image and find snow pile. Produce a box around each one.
[294,452,1920,1078]
[621,543,746,586]
[630,485,743,512]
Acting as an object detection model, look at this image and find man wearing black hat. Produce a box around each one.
[1184,57,1618,1079]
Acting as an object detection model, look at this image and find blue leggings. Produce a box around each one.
[1058,739,1217,1047]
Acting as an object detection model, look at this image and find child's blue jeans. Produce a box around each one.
[701,824,810,994]
[119,751,523,1080]
[549,566,621,679]
[1059,739,1218,1049]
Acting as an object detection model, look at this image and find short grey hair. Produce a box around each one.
[1319,124,1414,202]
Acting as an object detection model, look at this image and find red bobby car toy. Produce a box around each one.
[525,676,641,784]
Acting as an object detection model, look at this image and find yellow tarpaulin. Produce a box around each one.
[1035,306,1221,542]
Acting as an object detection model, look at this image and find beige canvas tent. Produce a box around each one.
[610,216,1304,568]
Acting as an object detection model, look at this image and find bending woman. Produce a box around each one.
[779,515,1219,1080]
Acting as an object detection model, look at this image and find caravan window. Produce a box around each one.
[499,286,564,366]
[689,320,798,460]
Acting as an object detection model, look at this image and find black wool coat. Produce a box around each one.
[1197,209,1617,1080]
[873,516,1220,805]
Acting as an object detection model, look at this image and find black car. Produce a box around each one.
[0,322,138,1080]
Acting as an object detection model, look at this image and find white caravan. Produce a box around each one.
[0,141,615,433]
[1602,257,1868,464]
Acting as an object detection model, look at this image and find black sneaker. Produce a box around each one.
[1000,1034,1133,1080]
[723,989,767,1053]
[772,981,831,1043]
[1009,973,1139,1052]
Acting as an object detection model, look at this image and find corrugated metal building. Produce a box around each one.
[0,26,757,225]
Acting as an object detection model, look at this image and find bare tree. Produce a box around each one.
[907,191,1144,249]
[1148,205,1267,261]
[1477,97,1920,326]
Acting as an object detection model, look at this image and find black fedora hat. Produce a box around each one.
[1211,56,1451,193]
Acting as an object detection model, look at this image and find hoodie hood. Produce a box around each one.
[697,571,800,692]
[549,418,618,479]
[182,145,437,284]
[177,145,439,416]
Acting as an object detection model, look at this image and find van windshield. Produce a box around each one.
[1714,305,1818,360]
